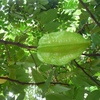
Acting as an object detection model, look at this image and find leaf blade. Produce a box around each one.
[37,31,90,65]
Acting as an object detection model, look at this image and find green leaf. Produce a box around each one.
[16,49,25,60]
[32,53,42,66]
[91,33,100,46]
[38,9,57,24]
[44,22,60,32]
[39,65,50,73]
[51,84,70,93]
[11,84,25,94]
[16,92,25,100]
[74,87,84,100]
[37,31,90,65]
[2,0,7,5]
[71,75,93,87]
[46,93,70,100]
[42,70,54,96]
[0,33,4,39]
[39,0,49,5]
[0,95,5,100]
[32,68,45,82]
[86,90,100,100]
[91,26,100,34]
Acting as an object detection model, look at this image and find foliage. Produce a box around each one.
[0,0,100,100]
[37,31,90,65]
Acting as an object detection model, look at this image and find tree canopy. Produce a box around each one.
[0,0,100,100]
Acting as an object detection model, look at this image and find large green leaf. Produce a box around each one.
[37,31,90,65]
[86,90,100,100]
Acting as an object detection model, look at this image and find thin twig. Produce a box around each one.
[0,77,69,86]
[74,60,100,87]
[82,53,100,57]
[78,22,91,33]
[0,40,37,49]
[79,0,100,27]
[29,50,37,68]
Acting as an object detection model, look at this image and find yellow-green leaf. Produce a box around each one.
[0,76,8,84]
[37,31,90,65]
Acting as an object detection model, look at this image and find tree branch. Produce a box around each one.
[82,53,100,57]
[0,77,69,86]
[74,60,100,87]
[79,0,100,27]
[0,40,37,49]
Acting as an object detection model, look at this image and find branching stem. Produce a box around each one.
[82,53,100,57]
[74,60,100,87]
[79,0,100,27]
[0,77,69,86]
[0,40,37,49]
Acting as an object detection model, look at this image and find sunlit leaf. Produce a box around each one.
[37,31,90,65]
[0,76,8,84]
[2,0,7,5]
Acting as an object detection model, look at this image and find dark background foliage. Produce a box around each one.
[0,0,100,100]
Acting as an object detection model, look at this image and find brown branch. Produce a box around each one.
[74,60,100,87]
[0,77,69,86]
[0,40,37,49]
[82,53,100,57]
[79,0,100,27]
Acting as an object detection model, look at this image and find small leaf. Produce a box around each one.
[46,93,70,100]
[91,33,100,46]
[0,76,8,84]
[39,0,49,5]
[42,70,54,96]
[2,0,7,5]
[38,9,57,24]
[74,87,84,100]
[37,31,90,65]
[51,84,70,93]
[44,22,60,32]
[32,68,45,82]
[16,92,25,100]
